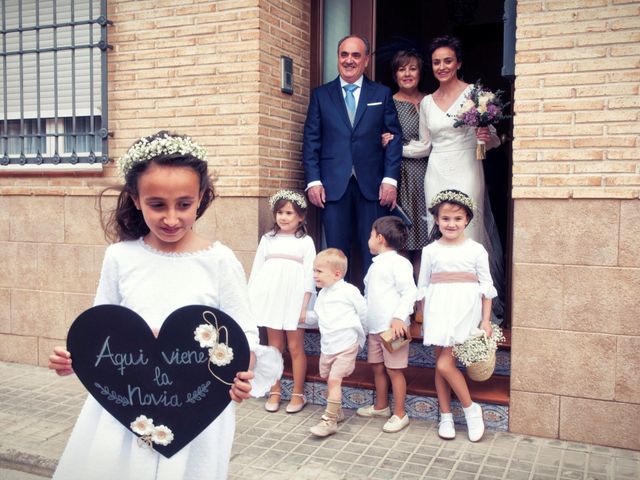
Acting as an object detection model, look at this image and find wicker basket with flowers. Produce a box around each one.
[452,323,505,382]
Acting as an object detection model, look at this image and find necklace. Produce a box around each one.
[395,92,424,106]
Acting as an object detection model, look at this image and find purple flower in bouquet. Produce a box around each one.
[451,80,510,129]
[449,81,511,159]
[461,109,479,127]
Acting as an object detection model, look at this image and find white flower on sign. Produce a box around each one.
[194,323,218,348]
[151,425,174,446]
[195,310,237,387]
[130,415,154,436]
[209,343,234,367]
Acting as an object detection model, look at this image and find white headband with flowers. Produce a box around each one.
[268,190,307,210]
[117,133,207,178]
[429,190,475,211]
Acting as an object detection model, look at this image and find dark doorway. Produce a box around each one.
[374,0,514,325]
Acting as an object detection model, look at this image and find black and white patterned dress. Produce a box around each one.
[394,98,429,250]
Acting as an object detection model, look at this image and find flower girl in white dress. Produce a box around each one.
[249,190,316,414]
[417,189,496,443]
[48,131,281,480]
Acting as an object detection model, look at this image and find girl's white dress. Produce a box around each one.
[410,85,505,321]
[248,233,316,331]
[417,238,497,347]
[53,238,278,480]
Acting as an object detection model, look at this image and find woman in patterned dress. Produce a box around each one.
[383,50,431,277]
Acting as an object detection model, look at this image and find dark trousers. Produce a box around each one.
[322,177,389,278]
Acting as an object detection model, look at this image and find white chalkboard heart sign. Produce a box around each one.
[67,304,250,458]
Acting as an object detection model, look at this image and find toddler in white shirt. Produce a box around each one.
[357,216,417,433]
[310,248,367,438]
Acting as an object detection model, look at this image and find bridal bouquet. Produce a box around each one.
[452,323,505,381]
[451,80,510,159]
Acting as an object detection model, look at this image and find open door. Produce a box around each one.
[309,1,513,322]
[373,0,514,325]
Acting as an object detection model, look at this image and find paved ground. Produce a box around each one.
[0,361,638,480]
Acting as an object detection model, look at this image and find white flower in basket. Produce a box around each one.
[452,324,505,382]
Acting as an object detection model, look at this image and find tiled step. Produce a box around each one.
[283,353,510,406]
[279,355,510,431]
[303,326,511,349]
[276,327,512,431]
[303,330,512,376]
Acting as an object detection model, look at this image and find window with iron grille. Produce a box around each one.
[0,0,110,171]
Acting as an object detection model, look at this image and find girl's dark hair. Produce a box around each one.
[391,50,424,82]
[101,130,215,243]
[268,197,308,238]
[428,35,464,64]
[427,189,474,243]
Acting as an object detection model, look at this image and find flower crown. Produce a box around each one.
[429,190,475,211]
[268,189,307,210]
[117,133,207,178]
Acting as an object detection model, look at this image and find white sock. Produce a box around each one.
[463,403,478,415]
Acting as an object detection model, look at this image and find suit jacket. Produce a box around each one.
[302,76,403,202]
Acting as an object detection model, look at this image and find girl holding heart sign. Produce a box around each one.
[48,131,282,479]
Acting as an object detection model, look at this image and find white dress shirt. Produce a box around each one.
[339,76,364,108]
[315,279,368,355]
[364,250,417,333]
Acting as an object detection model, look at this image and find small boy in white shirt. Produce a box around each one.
[357,216,417,433]
[310,248,367,438]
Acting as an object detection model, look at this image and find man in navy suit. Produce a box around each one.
[303,34,402,274]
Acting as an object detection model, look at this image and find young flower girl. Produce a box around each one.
[48,131,281,479]
[249,190,316,413]
[417,189,496,442]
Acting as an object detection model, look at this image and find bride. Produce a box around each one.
[405,35,506,322]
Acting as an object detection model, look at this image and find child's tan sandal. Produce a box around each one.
[264,392,282,413]
[285,393,307,414]
[309,400,340,437]
[309,414,338,437]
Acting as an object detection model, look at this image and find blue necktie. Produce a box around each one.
[343,84,358,124]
